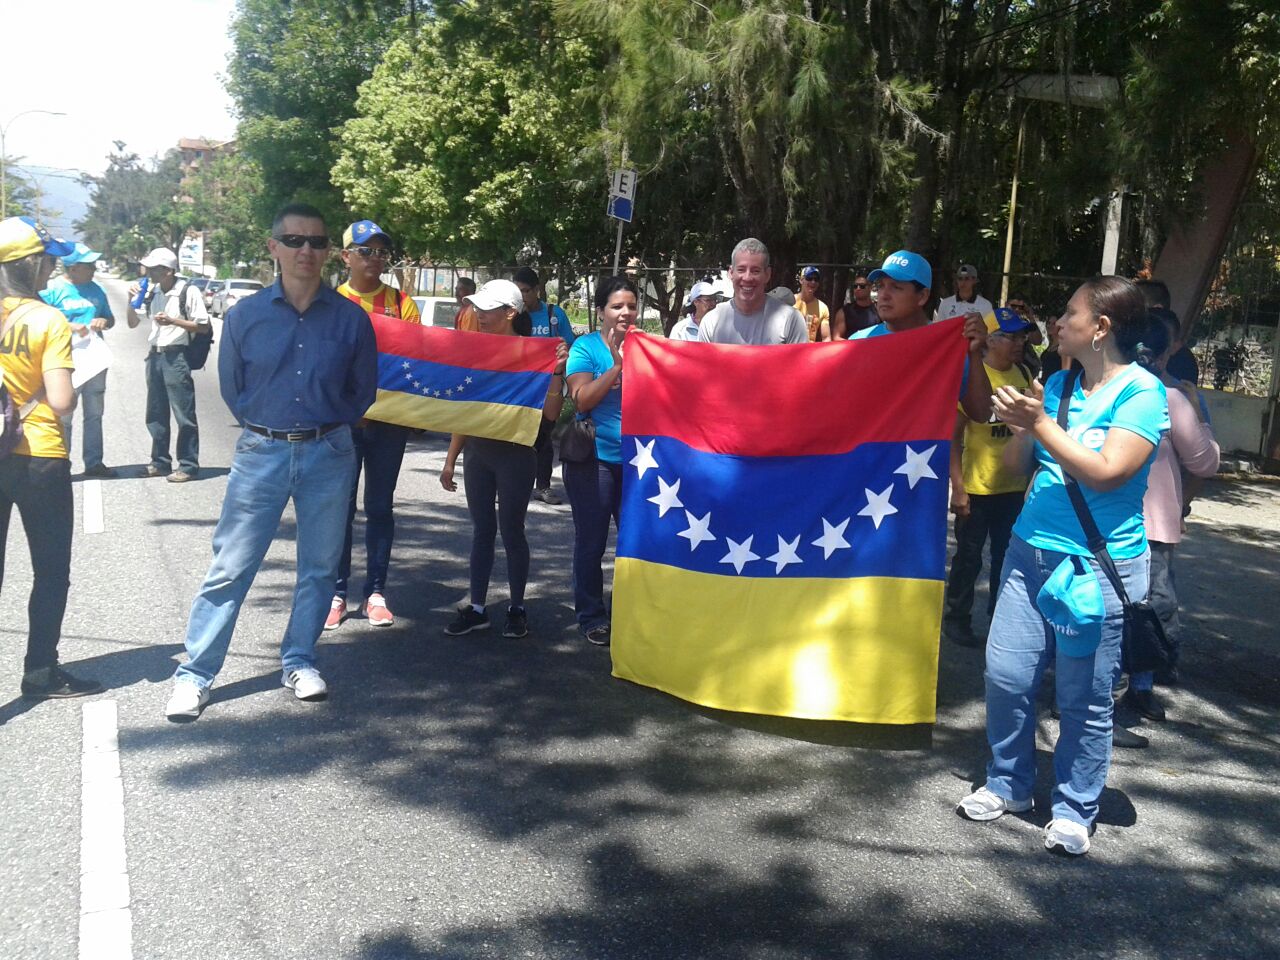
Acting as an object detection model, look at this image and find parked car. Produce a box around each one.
[411,296,462,328]
[212,279,264,317]
[203,279,225,311]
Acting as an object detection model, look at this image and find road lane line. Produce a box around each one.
[83,479,105,535]
[80,700,132,960]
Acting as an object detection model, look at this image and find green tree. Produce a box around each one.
[77,149,196,263]
[187,152,268,272]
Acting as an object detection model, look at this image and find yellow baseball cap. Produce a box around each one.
[0,216,74,264]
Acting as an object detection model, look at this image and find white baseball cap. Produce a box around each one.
[465,278,524,312]
[684,280,726,307]
[140,247,178,270]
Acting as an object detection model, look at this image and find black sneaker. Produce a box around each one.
[585,624,611,646]
[503,606,529,639]
[83,464,118,479]
[943,620,983,648]
[535,487,563,505]
[1112,725,1150,749]
[20,666,104,700]
[1124,687,1167,722]
[444,606,490,636]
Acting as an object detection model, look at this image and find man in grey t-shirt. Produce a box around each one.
[699,238,809,345]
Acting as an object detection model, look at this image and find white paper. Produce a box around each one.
[71,333,112,389]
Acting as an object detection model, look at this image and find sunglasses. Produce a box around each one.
[274,234,330,250]
[348,245,391,260]
[852,282,869,289]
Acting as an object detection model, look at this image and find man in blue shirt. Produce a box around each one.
[165,203,378,721]
[40,243,117,477]
[513,265,574,504]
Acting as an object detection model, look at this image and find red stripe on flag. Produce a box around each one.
[371,317,559,374]
[620,318,967,457]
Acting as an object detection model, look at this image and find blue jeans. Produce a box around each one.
[983,534,1150,826]
[175,426,357,688]
[145,348,199,472]
[335,421,409,599]
[562,458,622,631]
[61,369,107,469]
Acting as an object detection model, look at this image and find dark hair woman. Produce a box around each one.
[0,217,102,699]
[957,276,1170,857]
[562,276,639,645]
[439,279,567,639]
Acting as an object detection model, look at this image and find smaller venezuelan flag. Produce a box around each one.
[611,320,968,725]
[364,316,559,446]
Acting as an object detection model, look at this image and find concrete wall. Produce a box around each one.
[1201,389,1270,456]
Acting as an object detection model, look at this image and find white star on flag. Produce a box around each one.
[859,485,898,529]
[401,361,410,369]
[812,517,851,559]
[456,385,465,393]
[719,535,759,575]
[413,381,421,389]
[630,438,659,479]
[766,534,803,574]
[404,372,413,381]
[465,376,473,384]
[433,390,441,397]
[647,476,684,517]
[677,510,715,551]
[894,444,939,488]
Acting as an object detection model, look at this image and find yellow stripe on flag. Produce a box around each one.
[366,389,542,446]
[610,557,943,724]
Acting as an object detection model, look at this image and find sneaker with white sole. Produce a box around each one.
[283,667,328,701]
[956,786,1033,822]
[324,595,347,631]
[1044,818,1092,856]
[364,593,394,627]
[165,681,210,721]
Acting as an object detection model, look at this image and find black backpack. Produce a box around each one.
[150,281,214,370]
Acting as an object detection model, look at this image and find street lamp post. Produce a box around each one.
[1,109,67,219]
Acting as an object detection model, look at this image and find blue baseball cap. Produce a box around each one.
[993,306,1033,334]
[62,242,102,266]
[801,265,821,280]
[1035,556,1105,657]
[0,216,74,264]
[867,250,932,289]
[343,220,392,248]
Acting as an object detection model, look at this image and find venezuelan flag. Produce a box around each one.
[364,316,559,446]
[611,319,968,724]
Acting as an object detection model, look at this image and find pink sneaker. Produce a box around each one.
[365,593,394,627]
[324,596,347,631]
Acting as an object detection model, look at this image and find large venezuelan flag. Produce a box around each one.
[364,316,559,446]
[611,319,968,724]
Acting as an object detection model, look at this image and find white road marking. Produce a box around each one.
[80,701,132,960]
[83,479,105,535]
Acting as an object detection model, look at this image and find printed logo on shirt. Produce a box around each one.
[0,323,31,359]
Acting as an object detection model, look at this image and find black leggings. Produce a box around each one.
[0,455,73,672]
[463,437,536,608]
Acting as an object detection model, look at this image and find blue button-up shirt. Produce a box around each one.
[219,280,378,430]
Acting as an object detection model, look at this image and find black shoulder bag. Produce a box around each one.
[1056,369,1175,674]
[559,405,597,463]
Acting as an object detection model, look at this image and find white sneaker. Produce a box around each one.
[283,667,328,701]
[1044,818,1092,855]
[956,786,1033,822]
[165,681,210,721]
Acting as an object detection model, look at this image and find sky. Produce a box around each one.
[3,0,239,179]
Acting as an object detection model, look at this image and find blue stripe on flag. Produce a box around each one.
[617,434,949,580]
[377,353,551,409]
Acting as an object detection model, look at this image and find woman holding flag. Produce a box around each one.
[439,280,568,639]
[957,276,1168,857]
[562,276,639,646]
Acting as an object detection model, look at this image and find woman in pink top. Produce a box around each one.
[1127,311,1219,721]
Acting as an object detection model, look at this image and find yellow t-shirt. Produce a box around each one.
[961,362,1032,495]
[795,295,830,341]
[1,297,72,459]
[335,282,422,325]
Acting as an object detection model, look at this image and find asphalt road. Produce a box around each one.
[2,278,1277,959]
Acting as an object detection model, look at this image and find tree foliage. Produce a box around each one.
[76,149,196,262]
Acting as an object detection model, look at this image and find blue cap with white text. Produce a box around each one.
[867,250,932,289]
[1035,556,1106,658]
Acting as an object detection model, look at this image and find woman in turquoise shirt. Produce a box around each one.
[957,276,1169,857]
[562,276,638,646]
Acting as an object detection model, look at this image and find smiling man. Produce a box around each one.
[165,203,377,721]
[698,238,808,345]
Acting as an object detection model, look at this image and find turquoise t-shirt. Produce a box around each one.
[530,301,576,346]
[39,280,98,327]
[1014,365,1170,559]
[565,332,622,463]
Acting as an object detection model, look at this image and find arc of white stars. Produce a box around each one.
[894,444,939,488]
[859,485,898,529]
[719,535,759,575]
[766,534,803,574]
[647,476,683,517]
[677,510,715,551]
[630,438,659,479]
[812,517,851,559]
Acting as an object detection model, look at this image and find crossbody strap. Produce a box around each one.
[1055,368,1132,607]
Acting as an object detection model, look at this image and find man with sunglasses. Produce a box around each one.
[795,265,830,341]
[165,203,377,721]
[326,220,421,630]
[831,273,878,339]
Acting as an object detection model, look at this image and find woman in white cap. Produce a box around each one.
[0,216,102,699]
[440,279,568,639]
[669,279,722,341]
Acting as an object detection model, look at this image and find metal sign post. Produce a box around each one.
[608,168,636,274]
